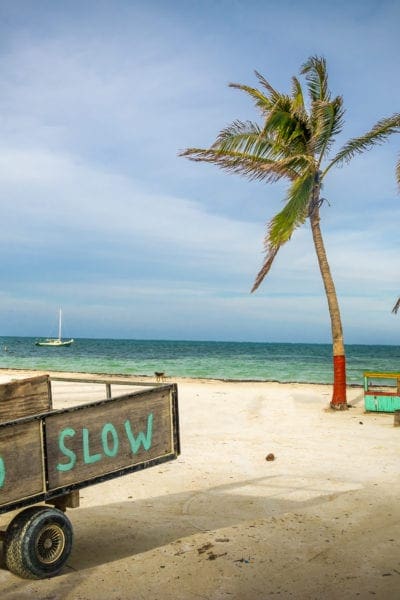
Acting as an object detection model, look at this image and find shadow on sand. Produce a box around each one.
[48,473,353,572]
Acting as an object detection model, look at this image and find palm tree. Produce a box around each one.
[180,56,400,409]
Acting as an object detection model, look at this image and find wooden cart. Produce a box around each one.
[0,374,180,579]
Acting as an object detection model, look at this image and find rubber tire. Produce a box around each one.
[4,506,73,579]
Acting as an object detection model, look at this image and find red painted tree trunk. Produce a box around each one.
[331,355,347,408]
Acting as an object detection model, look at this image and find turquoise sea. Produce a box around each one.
[0,337,399,385]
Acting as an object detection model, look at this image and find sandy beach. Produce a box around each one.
[0,369,399,599]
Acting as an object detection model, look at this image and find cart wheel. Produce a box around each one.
[4,506,73,579]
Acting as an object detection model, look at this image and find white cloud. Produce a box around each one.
[0,2,399,343]
[0,145,263,278]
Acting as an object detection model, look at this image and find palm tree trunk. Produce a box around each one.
[309,185,347,409]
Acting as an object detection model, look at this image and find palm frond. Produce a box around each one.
[310,97,345,161]
[290,76,310,129]
[181,119,275,163]
[212,120,272,156]
[251,171,315,292]
[260,104,296,138]
[326,112,400,173]
[179,107,315,182]
[275,154,315,176]
[251,245,280,292]
[210,119,299,165]
[230,77,312,156]
[291,77,305,113]
[301,56,330,102]
[254,70,281,103]
[268,171,315,246]
[179,147,300,182]
[392,297,400,314]
[260,104,310,154]
[215,119,261,141]
[228,82,273,114]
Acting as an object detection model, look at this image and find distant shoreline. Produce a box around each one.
[0,366,363,388]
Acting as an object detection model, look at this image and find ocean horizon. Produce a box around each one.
[0,337,399,385]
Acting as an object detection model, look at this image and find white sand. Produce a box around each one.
[0,370,399,599]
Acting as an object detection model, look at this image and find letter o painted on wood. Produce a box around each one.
[101,423,119,457]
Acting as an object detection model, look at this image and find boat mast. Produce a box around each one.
[58,308,62,341]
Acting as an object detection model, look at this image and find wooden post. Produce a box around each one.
[47,490,80,511]
[0,374,52,421]
[106,383,112,399]
[394,410,400,427]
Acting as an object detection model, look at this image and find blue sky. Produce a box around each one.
[0,0,399,343]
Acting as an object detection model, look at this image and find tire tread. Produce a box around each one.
[4,506,73,579]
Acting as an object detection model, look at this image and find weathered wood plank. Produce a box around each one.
[364,371,400,379]
[45,388,174,490]
[0,375,52,422]
[0,420,45,508]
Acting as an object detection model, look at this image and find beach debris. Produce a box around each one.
[215,537,230,543]
[197,542,227,560]
[207,551,227,560]
[359,421,363,425]
[266,453,275,461]
[234,557,252,565]
[197,542,214,554]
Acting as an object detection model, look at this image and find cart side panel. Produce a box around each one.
[45,387,175,490]
[0,420,45,508]
[0,374,52,422]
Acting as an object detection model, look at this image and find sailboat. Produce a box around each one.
[35,308,74,347]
